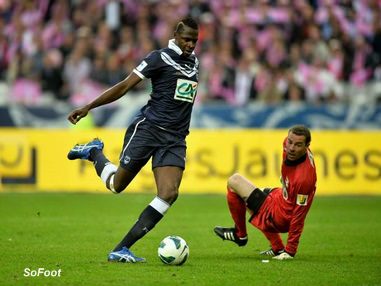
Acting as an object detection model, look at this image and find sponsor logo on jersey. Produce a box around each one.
[174,79,198,103]
[296,194,308,206]
[136,60,148,72]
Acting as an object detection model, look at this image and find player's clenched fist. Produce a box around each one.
[68,107,89,124]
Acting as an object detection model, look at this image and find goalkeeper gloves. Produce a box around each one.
[272,252,294,260]
[260,248,295,260]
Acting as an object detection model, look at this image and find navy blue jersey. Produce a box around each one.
[133,39,199,137]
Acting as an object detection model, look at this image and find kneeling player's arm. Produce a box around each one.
[285,195,314,255]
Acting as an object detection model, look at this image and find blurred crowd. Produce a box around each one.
[0,0,380,107]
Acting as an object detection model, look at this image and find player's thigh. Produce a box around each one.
[152,144,186,170]
[119,118,156,173]
[113,166,139,190]
[228,173,256,201]
[115,119,157,190]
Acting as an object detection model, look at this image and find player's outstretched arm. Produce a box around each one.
[67,72,142,124]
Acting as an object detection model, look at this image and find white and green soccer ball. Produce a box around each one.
[158,235,189,265]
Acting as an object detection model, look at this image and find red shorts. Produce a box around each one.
[249,188,290,233]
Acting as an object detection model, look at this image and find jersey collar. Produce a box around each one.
[168,39,195,56]
[284,153,307,166]
[168,39,183,55]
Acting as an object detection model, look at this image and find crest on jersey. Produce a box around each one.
[296,194,308,206]
[174,79,198,103]
[123,155,131,165]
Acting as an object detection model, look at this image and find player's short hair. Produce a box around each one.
[289,125,311,146]
[175,17,198,33]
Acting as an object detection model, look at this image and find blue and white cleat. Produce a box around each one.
[67,138,104,161]
[108,247,146,263]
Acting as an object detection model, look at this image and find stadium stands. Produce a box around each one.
[0,0,380,125]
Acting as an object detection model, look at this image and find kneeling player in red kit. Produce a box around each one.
[214,125,317,260]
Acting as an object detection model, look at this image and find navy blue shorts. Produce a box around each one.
[119,117,187,173]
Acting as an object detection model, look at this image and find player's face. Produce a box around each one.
[175,26,198,57]
[286,132,308,161]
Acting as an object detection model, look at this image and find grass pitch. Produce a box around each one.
[0,192,380,286]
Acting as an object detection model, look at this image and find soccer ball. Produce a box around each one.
[158,235,189,265]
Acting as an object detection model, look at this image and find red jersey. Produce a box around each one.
[251,138,317,255]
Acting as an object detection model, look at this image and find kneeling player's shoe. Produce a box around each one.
[108,247,146,263]
[214,226,248,247]
[260,248,284,256]
[67,138,104,161]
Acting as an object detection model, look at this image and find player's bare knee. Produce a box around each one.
[158,187,178,205]
[169,191,179,204]
[227,173,244,190]
[107,175,126,194]
[113,185,125,194]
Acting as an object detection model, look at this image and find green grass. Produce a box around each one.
[0,192,380,286]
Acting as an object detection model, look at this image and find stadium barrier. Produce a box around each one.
[1,128,380,195]
[1,99,381,129]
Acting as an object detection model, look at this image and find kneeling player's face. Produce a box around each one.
[176,26,198,57]
[286,132,307,161]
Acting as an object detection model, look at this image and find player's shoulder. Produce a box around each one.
[158,46,175,56]
[160,47,198,61]
[146,49,161,59]
[299,158,317,185]
[306,149,315,168]
[152,47,177,63]
[300,155,316,174]
[294,153,316,178]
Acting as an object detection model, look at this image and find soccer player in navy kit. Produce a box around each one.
[67,17,199,263]
[214,125,317,260]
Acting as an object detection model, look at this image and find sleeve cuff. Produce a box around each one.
[133,69,145,79]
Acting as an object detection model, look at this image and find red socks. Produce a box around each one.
[227,187,247,238]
